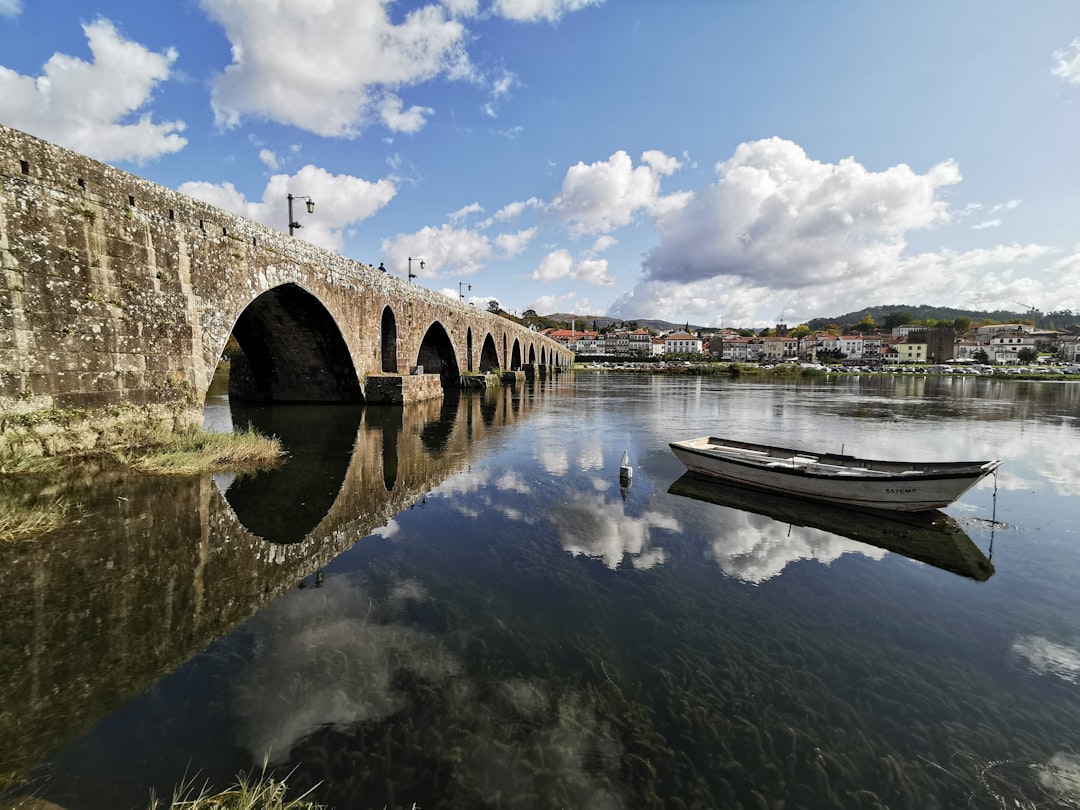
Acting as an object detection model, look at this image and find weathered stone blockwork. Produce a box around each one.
[0,124,572,456]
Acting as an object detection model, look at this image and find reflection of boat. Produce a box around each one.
[669,436,1001,511]
[668,473,994,581]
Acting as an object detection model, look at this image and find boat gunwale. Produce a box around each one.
[669,437,1001,483]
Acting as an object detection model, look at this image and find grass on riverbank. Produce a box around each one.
[149,768,326,810]
[116,424,284,476]
[0,455,62,476]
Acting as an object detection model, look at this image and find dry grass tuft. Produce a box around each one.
[0,455,62,476]
[0,499,67,543]
[119,425,284,476]
[149,766,326,810]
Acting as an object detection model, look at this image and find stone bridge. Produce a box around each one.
[0,123,573,455]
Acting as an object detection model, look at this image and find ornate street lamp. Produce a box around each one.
[459,281,471,301]
[287,193,315,236]
[408,256,424,282]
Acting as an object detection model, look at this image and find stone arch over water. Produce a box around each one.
[510,338,522,370]
[381,306,398,373]
[416,321,461,384]
[479,334,500,372]
[228,283,362,404]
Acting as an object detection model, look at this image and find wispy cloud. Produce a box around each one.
[1052,38,1080,85]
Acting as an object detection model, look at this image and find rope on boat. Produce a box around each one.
[989,468,999,560]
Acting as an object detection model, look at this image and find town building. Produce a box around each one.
[664,332,704,355]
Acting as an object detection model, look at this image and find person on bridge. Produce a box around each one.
[378,262,387,272]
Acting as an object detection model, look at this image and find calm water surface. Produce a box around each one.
[3,373,1080,809]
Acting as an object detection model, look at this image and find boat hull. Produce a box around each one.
[669,437,1000,512]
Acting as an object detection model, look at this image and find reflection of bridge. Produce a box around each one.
[0,123,573,453]
[0,378,567,787]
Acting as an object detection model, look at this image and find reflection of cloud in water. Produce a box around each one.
[557,493,675,570]
[370,518,400,539]
[496,471,531,493]
[231,576,459,764]
[431,468,491,498]
[577,443,605,471]
[708,511,883,584]
[990,470,1036,493]
[1040,752,1080,805]
[537,445,569,475]
[1012,635,1080,683]
[452,679,625,809]
[976,426,1080,497]
[238,577,627,804]
[1043,459,1080,498]
[498,504,527,521]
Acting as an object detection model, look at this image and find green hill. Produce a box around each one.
[806,305,1079,332]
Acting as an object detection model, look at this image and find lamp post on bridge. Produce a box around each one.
[287,193,315,236]
[459,281,471,301]
[408,256,424,282]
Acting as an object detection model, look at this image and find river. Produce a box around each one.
[2,372,1079,809]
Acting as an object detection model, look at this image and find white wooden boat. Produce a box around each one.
[669,436,1001,512]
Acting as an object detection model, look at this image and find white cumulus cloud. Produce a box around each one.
[0,0,22,18]
[644,137,960,288]
[492,197,543,222]
[0,18,185,162]
[180,165,396,252]
[573,257,614,286]
[495,227,538,257]
[203,0,471,137]
[1052,38,1080,85]
[492,0,605,23]
[531,249,573,282]
[379,94,436,133]
[381,224,494,276]
[602,137,1069,326]
[553,149,682,237]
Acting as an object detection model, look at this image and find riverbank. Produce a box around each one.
[572,361,1080,381]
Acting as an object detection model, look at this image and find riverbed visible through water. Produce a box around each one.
[2,372,1079,809]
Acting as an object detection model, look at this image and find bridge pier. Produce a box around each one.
[363,374,444,405]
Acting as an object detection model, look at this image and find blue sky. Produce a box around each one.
[3,1,1080,328]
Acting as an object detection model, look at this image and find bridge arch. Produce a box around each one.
[381,306,398,373]
[466,327,474,372]
[479,334,500,372]
[416,321,461,384]
[510,339,522,371]
[228,283,362,404]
